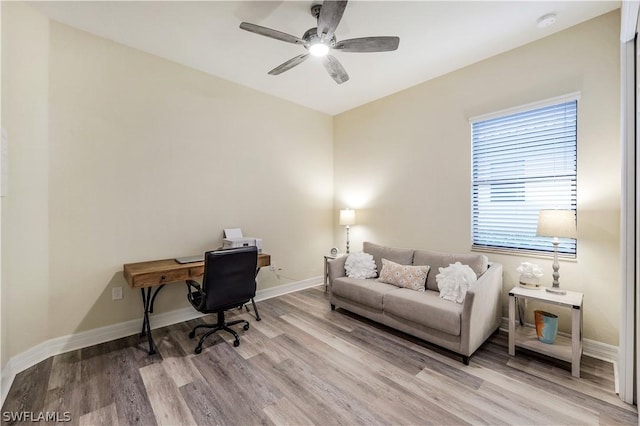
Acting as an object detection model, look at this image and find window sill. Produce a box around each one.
[471,246,577,262]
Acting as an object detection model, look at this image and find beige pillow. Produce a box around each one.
[378,258,430,292]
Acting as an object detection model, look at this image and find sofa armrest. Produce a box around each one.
[460,262,503,356]
[327,255,348,291]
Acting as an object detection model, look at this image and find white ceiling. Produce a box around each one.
[31,1,620,115]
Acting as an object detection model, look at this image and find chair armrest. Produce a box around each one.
[185,279,201,291]
[327,255,348,291]
[185,279,205,311]
[460,262,503,356]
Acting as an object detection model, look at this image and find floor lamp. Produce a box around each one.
[339,209,356,254]
[536,209,577,295]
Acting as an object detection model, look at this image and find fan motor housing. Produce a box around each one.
[303,27,336,48]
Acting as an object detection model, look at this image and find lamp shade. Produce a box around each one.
[536,209,576,239]
[339,209,356,226]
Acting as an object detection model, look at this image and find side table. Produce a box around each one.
[508,286,584,377]
[324,254,342,291]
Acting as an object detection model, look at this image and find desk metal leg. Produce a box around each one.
[250,297,261,321]
[242,297,261,321]
[139,285,165,355]
[240,269,264,322]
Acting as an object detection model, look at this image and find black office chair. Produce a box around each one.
[185,246,258,354]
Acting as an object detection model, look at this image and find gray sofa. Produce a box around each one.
[328,242,503,364]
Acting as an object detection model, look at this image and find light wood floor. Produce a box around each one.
[2,286,637,425]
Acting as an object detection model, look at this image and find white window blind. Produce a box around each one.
[471,99,577,255]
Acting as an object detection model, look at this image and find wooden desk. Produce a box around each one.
[124,253,270,354]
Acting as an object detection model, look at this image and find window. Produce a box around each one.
[471,96,577,256]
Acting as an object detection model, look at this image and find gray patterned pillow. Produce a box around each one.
[378,258,429,292]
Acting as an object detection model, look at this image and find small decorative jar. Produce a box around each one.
[519,274,540,288]
[516,262,543,289]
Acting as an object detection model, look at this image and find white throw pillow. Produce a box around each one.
[345,252,377,279]
[436,262,477,303]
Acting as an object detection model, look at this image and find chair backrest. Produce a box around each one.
[200,246,258,313]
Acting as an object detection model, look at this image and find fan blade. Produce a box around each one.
[268,54,310,75]
[239,22,305,45]
[322,55,349,84]
[317,1,348,41]
[334,36,400,52]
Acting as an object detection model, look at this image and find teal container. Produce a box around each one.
[534,310,558,344]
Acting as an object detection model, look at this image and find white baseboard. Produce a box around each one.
[499,317,618,363]
[0,276,323,406]
[254,276,324,302]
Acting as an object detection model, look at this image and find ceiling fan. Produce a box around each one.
[239,0,400,84]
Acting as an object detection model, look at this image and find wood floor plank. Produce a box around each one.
[78,339,130,416]
[416,343,612,424]
[243,313,285,339]
[153,327,204,388]
[177,379,230,425]
[475,344,636,416]
[79,403,119,426]
[188,343,277,425]
[107,345,158,426]
[47,350,81,391]
[248,353,364,426]
[262,335,392,426]
[139,362,197,426]
[270,318,474,425]
[506,355,629,409]
[227,313,291,363]
[262,396,315,426]
[413,368,516,425]
[1,357,52,418]
[196,340,282,408]
[270,333,446,425]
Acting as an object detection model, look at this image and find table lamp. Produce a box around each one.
[339,208,356,254]
[536,209,576,295]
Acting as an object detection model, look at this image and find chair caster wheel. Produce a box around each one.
[233,340,240,347]
[189,331,196,339]
[194,346,202,354]
[243,324,250,331]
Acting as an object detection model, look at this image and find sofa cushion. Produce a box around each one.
[413,250,488,292]
[378,259,429,292]
[383,289,463,336]
[363,242,414,276]
[332,277,398,310]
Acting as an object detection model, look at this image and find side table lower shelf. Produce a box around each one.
[512,326,575,363]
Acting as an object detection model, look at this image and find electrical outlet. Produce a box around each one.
[112,286,123,300]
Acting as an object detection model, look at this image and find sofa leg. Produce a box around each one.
[330,304,335,311]
[462,356,470,365]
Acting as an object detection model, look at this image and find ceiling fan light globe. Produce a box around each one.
[309,43,330,57]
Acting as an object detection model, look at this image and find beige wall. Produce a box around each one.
[1,3,333,361]
[47,22,334,338]
[1,2,50,366]
[334,11,621,345]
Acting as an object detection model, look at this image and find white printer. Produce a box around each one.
[222,228,263,253]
